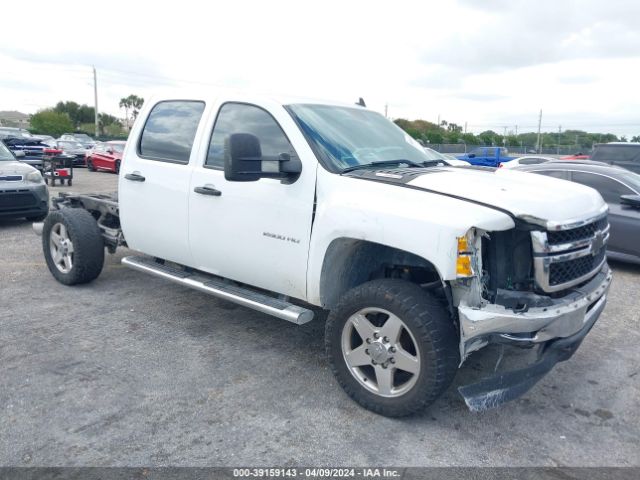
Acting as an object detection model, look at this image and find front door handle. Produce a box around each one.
[124,173,145,182]
[194,186,222,196]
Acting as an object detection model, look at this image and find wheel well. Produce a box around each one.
[319,238,451,311]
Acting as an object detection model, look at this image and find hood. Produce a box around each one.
[0,160,38,175]
[346,166,606,227]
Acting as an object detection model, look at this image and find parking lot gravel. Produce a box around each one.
[1,169,639,466]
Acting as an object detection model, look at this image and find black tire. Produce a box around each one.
[68,179,72,186]
[42,208,105,285]
[87,158,96,171]
[114,160,120,174]
[325,279,459,417]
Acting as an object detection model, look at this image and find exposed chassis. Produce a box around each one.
[47,192,125,253]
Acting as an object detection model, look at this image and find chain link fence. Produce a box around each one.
[428,144,590,156]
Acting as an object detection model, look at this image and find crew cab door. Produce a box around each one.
[188,100,316,300]
[118,100,206,266]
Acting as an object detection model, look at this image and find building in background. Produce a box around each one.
[0,111,30,129]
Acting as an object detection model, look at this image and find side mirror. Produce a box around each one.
[467,153,476,158]
[224,133,263,182]
[620,194,640,208]
[14,150,25,158]
[224,133,302,182]
[106,148,114,154]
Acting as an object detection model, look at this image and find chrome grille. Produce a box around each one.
[531,212,609,293]
[549,248,606,287]
[546,216,608,245]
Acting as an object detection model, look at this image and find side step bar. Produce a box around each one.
[122,255,314,325]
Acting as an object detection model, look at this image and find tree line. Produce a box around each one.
[28,95,144,138]
[394,118,637,150]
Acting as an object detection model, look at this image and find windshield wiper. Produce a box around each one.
[341,159,425,174]
[422,159,447,167]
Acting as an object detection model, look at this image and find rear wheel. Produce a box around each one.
[325,279,459,417]
[87,158,96,171]
[42,208,105,285]
[114,160,121,174]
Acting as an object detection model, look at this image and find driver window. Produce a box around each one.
[206,103,296,170]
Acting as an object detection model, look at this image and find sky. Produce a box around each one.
[1,0,639,136]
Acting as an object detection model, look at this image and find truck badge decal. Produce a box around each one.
[263,232,300,244]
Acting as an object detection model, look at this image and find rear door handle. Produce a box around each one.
[194,186,222,196]
[125,173,145,182]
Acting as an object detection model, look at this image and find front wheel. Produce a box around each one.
[42,208,105,285]
[87,158,96,171]
[114,160,120,174]
[325,279,459,417]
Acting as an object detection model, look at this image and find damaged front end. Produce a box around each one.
[450,212,612,411]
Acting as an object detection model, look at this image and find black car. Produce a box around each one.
[1,136,48,169]
[591,142,640,174]
[515,162,640,264]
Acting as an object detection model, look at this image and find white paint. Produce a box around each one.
[120,91,606,307]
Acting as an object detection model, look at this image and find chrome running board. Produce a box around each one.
[122,255,314,325]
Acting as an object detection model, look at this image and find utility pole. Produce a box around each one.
[515,125,518,136]
[536,109,542,153]
[437,114,440,127]
[384,103,388,118]
[464,121,467,134]
[93,66,99,138]
[557,125,562,155]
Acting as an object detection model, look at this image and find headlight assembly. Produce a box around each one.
[26,170,43,183]
[456,229,479,278]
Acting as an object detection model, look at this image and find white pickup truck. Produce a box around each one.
[36,92,612,416]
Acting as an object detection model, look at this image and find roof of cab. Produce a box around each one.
[145,88,364,109]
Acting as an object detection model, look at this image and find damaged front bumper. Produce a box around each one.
[456,264,611,411]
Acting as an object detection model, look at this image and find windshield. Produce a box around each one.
[60,142,83,149]
[75,134,92,141]
[286,104,434,171]
[0,142,15,161]
[110,143,125,153]
[423,147,446,161]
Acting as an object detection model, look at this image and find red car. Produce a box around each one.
[86,141,125,173]
[561,152,590,160]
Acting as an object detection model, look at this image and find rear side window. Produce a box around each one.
[571,172,633,203]
[139,100,205,163]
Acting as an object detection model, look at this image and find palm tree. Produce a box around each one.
[119,97,130,129]
[119,95,145,130]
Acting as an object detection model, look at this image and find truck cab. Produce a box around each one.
[37,91,612,416]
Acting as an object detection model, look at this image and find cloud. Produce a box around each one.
[449,93,508,102]
[421,0,640,73]
[557,74,598,85]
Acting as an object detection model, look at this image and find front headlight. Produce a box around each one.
[26,170,43,183]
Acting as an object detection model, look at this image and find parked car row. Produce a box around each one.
[1,129,129,173]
